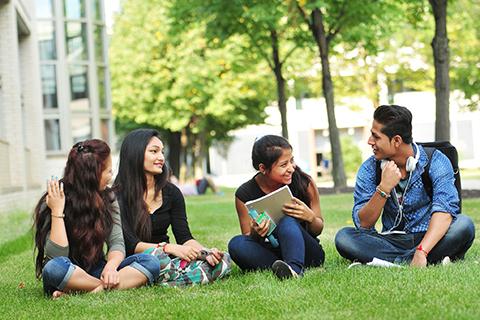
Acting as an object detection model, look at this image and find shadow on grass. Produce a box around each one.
[0,231,32,263]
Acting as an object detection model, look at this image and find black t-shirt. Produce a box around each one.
[235,174,268,204]
[235,173,310,230]
[119,182,194,256]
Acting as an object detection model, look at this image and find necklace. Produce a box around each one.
[145,190,163,213]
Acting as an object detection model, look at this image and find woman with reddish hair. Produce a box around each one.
[33,139,160,298]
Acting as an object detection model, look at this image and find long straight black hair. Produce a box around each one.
[113,128,168,241]
[252,135,312,205]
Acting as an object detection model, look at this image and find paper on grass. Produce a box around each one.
[366,257,403,268]
[245,185,293,223]
[348,258,403,269]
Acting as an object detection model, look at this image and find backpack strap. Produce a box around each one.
[375,160,381,187]
[421,147,436,199]
[375,147,435,199]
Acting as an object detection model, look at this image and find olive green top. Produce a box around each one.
[44,200,125,262]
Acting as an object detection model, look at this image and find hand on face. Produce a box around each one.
[46,177,65,215]
[283,197,315,223]
[380,160,401,193]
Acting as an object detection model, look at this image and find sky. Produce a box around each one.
[104,0,121,33]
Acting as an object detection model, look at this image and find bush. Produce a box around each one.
[341,135,362,177]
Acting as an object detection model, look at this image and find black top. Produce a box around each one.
[119,182,194,256]
[235,173,310,229]
[235,174,268,204]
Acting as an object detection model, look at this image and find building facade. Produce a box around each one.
[0,0,113,213]
[0,0,45,212]
[209,93,480,188]
[37,0,113,175]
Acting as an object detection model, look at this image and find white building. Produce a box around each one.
[0,0,113,212]
[0,0,45,212]
[210,92,480,188]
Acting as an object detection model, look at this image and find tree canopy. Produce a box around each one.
[110,0,272,177]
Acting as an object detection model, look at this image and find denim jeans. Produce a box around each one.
[42,253,160,295]
[335,214,475,264]
[228,216,325,275]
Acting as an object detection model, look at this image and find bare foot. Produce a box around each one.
[52,290,66,299]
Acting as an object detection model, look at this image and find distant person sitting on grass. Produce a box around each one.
[228,135,325,279]
[170,173,223,196]
[335,105,475,267]
[33,139,160,298]
[114,128,231,286]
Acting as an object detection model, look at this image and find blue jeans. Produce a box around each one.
[228,216,325,275]
[335,214,475,264]
[42,253,160,295]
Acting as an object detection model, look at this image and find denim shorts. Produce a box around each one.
[42,253,160,295]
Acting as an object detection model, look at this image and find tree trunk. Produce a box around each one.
[310,8,347,191]
[179,127,188,182]
[270,29,289,139]
[167,131,181,177]
[193,132,207,179]
[429,0,450,141]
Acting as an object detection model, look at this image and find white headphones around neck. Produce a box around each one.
[381,142,419,173]
[405,142,420,173]
[379,142,419,234]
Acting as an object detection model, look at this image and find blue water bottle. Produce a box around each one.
[248,209,279,248]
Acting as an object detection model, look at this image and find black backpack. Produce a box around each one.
[375,141,462,211]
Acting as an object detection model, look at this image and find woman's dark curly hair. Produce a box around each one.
[33,139,113,278]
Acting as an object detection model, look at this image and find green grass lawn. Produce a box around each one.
[1,191,480,319]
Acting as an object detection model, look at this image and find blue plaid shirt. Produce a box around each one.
[352,145,460,233]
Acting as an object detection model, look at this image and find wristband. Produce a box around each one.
[51,213,65,218]
[157,242,168,253]
[375,186,390,199]
[416,244,429,256]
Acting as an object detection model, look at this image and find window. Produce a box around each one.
[69,64,89,111]
[93,25,104,62]
[64,0,86,19]
[38,21,57,60]
[71,116,92,143]
[100,118,110,142]
[65,22,88,61]
[44,119,61,151]
[97,66,107,109]
[0,85,4,140]
[35,0,54,19]
[93,0,103,21]
[40,64,58,109]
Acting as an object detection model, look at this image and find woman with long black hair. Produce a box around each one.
[114,129,230,286]
[228,135,325,279]
[34,139,159,298]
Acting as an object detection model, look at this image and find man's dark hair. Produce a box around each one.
[373,105,413,144]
